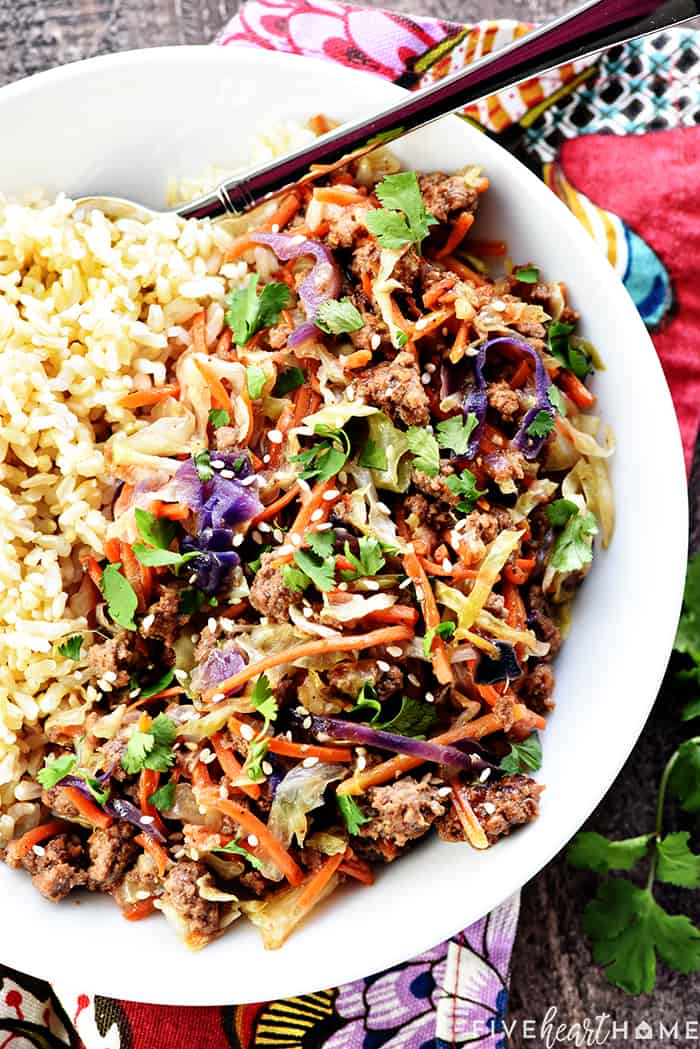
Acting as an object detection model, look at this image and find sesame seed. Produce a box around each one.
[303,605,313,618]
[479,768,491,782]
[356,746,367,756]
[491,300,506,312]
[219,784,228,798]
[263,454,271,464]
[387,645,402,657]
[258,521,271,533]
[415,585,424,602]
[290,533,302,546]
[425,692,435,703]
[189,573,198,584]
[285,730,293,741]
[298,478,311,494]
[197,807,207,816]
[310,508,324,522]
[365,580,381,592]
[356,755,367,771]
[268,429,283,444]
[232,533,244,547]
[277,543,294,556]
[421,373,431,385]
[302,755,320,768]
[32,844,45,857]
[202,751,218,765]
[296,705,309,715]
[252,530,263,544]
[141,614,155,631]
[211,692,225,703]
[346,385,355,400]
[185,742,198,751]
[199,749,212,762]
[338,470,348,485]
[442,558,453,572]
[153,898,164,909]
[261,761,273,776]
[291,234,306,245]
[303,716,312,729]
[191,848,201,860]
[376,501,390,514]
[174,849,186,860]
[211,459,225,469]
[399,577,412,589]
[103,670,117,683]
[408,673,420,687]
[337,581,348,592]
[273,529,284,543]
[437,786,452,798]
[415,317,429,331]
[190,633,200,644]
[97,679,112,693]
[141,815,155,825]
[370,333,381,350]
[316,522,332,531]
[220,469,235,479]
[247,834,259,847]
[483,802,497,815]
[425,362,436,373]
[129,688,141,699]
[220,619,236,633]
[208,617,217,632]
[241,475,257,486]
[377,660,391,673]
[240,723,255,742]
[135,890,151,900]
[322,489,340,501]
[271,223,280,234]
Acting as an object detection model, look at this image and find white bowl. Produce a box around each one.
[0,45,687,1006]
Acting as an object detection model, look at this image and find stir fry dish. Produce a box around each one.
[1,158,613,950]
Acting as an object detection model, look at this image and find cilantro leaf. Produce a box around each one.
[291,427,349,483]
[549,510,598,574]
[583,878,700,994]
[358,439,388,471]
[194,449,214,482]
[547,321,593,379]
[58,635,83,660]
[37,753,77,790]
[209,408,231,429]
[139,668,176,699]
[656,832,700,889]
[513,265,539,283]
[499,732,542,775]
[148,780,176,812]
[251,673,278,724]
[436,413,478,456]
[315,298,364,335]
[132,543,196,569]
[366,172,438,250]
[306,530,336,559]
[246,365,267,400]
[273,367,305,397]
[423,620,455,658]
[547,384,567,417]
[214,839,264,871]
[407,427,440,477]
[122,713,176,775]
[337,794,370,835]
[675,552,700,663]
[341,538,385,580]
[567,832,653,874]
[669,739,700,813]
[682,694,700,721]
[281,564,310,593]
[99,563,138,631]
[135,508,176,550]
[243,734,270,783]
[179,588,206,615]
[225,275,290,346]
[294,547,335,592]
[445,469,487,513]
[380,695,438,737]
[350,682,382,720]
[395,330,408,347]
[526,410,555,438]
[546,498,579,528]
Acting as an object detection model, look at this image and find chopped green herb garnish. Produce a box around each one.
[148,780,176,812]
[58,635,83,660]
[243,734,270,784]
[525,410,555,438]
[208,408,231,429]
[545,498,579,528]
[422,620,455,658]
[406,427,440,477]
[132,544,197,570]
[395,330,408,347]
[281,564,310,593]
[513,265,539,283]
[194,449,214,482]
[549,509,598,574]
[445,469,487,513]
[341,537,385,580]
[315,298,364,335]
[139,668,176,700]
[365,172,438,250]
[250,673,278,724]
[547,320,592,379]
[121,713,177,775]
[135,508,176,550]
[225,274,290,346]
[436,413,478,456]
[291,426,350,483]
[273,367,306,397]
[246,364,267,400]
[214,839,264,871]
[99,563,138,631]
[358,439,388,472]
[293,547,335,592]
[306,530,336,559]
[37,753,77,790]
[499,731,542,774]
[337,794,370,835]
[547,384,567,417]
[179,588,206,615]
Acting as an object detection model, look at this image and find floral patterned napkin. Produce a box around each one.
[3,7,700,1048]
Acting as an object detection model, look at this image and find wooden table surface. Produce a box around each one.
[2,1,699,1042]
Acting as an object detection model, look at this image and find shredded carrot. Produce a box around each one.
[126,685,185,712]
[559,371,595,409]
[361,271,373,299]
[265,401,295,469]
[510,359,531,389]
[343,349,372,369]
[122,897,156,921]
[216,327,233,358]
[149,500,190,521]
[9,820,68,859]
[139,769,167,837]
[228,717,353,763]
[223,236,256,262]
[250,483,301,526]
[62,786,113,829]
[467,237,506,256]
[503,558,536,586]
[436,211,475,260]
[195,357,232,416]
[288,478,336,543]
[314,186,367,206]
[474,177,490,194]
[119,384,180,410]
[220,600,249,619]
[120,543,146,612]
[204,624,412,703]
[411,307,453,342]
[191,760,214,791]
[403,548,453,685]
[211,732,261,800]
[337,711,508,795]
[442,255,487,286]
[418,555,478,580]
[297,851,345,909]
[339,857,374,885]
[422,274,458,310]
[136,833,169,877]
[191,309,208,355]
[364,605,420,628]
[448,320,469,364]
[103,538,122,564]
[476,684,502,708]
[260,191,302,232]
[448,779,489,849]
[198,791,305,886]
[83,556,104,588]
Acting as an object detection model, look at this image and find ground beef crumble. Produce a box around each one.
[162,860,223,938]
[354,350,430,427]
[250,553,302,622]
[355,777,446,859]
[437,774,543,845]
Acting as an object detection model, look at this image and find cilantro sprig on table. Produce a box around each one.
[364,172,438,251]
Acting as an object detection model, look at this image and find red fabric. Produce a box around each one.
[561,126,700,469]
